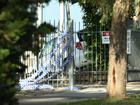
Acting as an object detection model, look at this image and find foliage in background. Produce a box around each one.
[77,0,112,71]
[0,0,55,105]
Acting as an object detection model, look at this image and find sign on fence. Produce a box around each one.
[127,29,131,54]
[102,31,110,44]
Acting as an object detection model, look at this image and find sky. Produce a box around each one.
[42,0,84,31]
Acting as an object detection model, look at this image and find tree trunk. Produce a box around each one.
[107,0,131,98]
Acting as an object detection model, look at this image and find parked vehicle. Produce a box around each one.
[74,31,91,69]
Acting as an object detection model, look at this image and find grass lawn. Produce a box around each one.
[59,94,140,105]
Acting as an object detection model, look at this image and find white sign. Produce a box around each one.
[102,31,110,44]
[127,29,131,54]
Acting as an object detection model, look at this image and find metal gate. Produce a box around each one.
[74,29,108,85]
[20,22,109,88]
[127,29,140,82]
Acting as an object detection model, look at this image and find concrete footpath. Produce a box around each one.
[17,83,140,105]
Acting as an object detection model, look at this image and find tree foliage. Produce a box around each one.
[79,0,114,30]
[0,0,55,105]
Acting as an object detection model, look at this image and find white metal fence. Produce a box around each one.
[20,21,109,88]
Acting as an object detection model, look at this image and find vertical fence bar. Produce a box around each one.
[104,44,107,82]
[78,22,81,84]
[95,25,98,83]
[91,31,94,83]
[74,21,78,84]
[99,27,102,82]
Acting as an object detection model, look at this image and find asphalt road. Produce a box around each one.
[18,93,106,105]
[18,84,140,105]
[18,86,106,105]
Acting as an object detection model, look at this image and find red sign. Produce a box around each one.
[103,32,110,36]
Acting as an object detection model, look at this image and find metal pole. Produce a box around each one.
[66,1,74,90]
[36,3,44,70]
[59,2,65,32]
[59,1,65,86]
